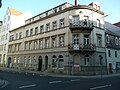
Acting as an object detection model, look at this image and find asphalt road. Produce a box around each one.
[0,70,120,90]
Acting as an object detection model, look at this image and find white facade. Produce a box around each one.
[7,2,108,75]
[0,7,32,66]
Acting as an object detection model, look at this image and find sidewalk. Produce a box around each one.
[0,67,120,78]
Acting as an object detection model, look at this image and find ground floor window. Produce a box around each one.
[84,55,90,65]
[58,55,64,68]
[52,55,57,68]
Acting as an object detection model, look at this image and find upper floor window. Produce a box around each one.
[45,38,50,48]
[106,34,109,43]
[73,16,79,25]
[73,34,79,45]
[52,21,57,30]
[46,23,50,32]
[59,35,64,46]
[97,36,102,47]
[54,8,57,13]
[83,16,89,26]
[40,25,44,33]
[35,27,38,34]
[46,12,48,16]
[19,32,22,39]
[97,19,100,27]
[119,38,120,45]
[59,18,64,28]
[59,7,62,11]
[39,39,43,49]
[16,33,18,39]
[52,37,57,47]
[115,37,118,45]
[84,35,89,45]
[30,28,33,35]
[26,30,29,37]
[108,50,111,57]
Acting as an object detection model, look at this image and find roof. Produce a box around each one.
[8,7,22,16]
[113,22,120,27]
[105,21,120,36]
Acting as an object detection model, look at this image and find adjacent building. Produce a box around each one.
[7,1,108,75]
[105,22,120,73]
[0,7,32,67]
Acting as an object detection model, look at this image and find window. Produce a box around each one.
[115,37,118,45]
[54,8,57,13]
[24,56,27,67]
[52,55,57,68]
[46,23,50,32]
[40,25,44,33]
[97,19,100,27]
[59,35,64,46]
[58,55,64,68]
[52,37,56,47]
[39,39,43,49]
[25,42,28,50]
[84,35,89,45]
[28,56,31,67]
[34,40,37,49]
[119,38,120,45]
[26,30,29,37]
[16,33,18,39]
[45,38,49,48]
[35,27,38,34]
[97,36,102,47]
[30,28,33,35]
[73,34,79,45]
[106,34,109,43]
[115,51,117,58]
[59,18,64,28]
[83,16,89,26]
[59,7,62,11]
[73,16,79,25]
[19,32,22,39]
[84,55,90,65]
[52,21,57,30]
[108,50,111,57]
[46,12,48,16]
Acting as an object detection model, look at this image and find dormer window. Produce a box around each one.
[54,8,57,13]
[46,12,48,16]
[106,34,109,43]
[59,7,62,11]
[115,37,118,45]
[119,38,120,45]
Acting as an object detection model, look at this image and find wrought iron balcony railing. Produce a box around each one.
[70,20,93,29]
[68,43,96,51]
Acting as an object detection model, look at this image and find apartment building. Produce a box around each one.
[105,22,120,73]
[8,1,107,75]
[0,7,32,67]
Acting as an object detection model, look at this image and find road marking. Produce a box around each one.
[90,84,112,90]
[49,81,62,84]
[70,79,80,82]
[19,84,37,89]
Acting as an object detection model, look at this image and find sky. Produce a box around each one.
[0,0,120,24]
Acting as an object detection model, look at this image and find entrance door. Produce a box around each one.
[45,56,48,70]
[38,56,42,71]
[8,57,11,68]
[109,63,112,73]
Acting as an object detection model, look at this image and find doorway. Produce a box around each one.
[8,57,12,68]
[109,63,112,73]
[38,56,42,71]
[45,56,48,70]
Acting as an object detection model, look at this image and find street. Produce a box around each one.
[0,70,120,90]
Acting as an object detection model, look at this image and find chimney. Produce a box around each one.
[75,0,78,6]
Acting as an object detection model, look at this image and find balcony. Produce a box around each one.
[68,44,96,52]
[69,20,93,32]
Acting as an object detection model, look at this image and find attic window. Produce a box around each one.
[106,34,109,43]
[115,37,118,45]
